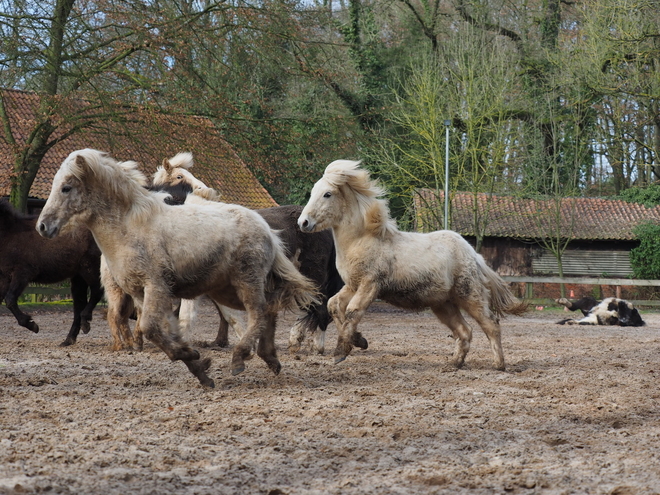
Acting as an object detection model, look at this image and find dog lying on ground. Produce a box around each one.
[555,297,645,326]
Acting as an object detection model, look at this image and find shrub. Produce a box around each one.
[630,221,660,279]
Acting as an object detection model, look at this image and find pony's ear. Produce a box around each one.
[74,154,91,178]
[161,158,173,172]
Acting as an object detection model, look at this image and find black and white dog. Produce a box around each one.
[556,297,645,327]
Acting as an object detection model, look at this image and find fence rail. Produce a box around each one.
[502,276,660,287]
[502,275,660,306]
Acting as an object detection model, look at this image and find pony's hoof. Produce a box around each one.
[177,348,200,361]
[59,339,75,347]
[288,344,301,354]
[334,355,347,364]
[353,335,368,350]
[185,357,215,388]
[231,364,245,376]
[28,321,39,333]
[211,338,229,348]
[267,360,282,375]
[200,377,215,388]
[82,320,91,334]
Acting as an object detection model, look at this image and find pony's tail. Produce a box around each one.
[268,235,321,312]
[477,256,528,317]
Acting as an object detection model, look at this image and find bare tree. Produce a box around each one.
[0,0,225,211]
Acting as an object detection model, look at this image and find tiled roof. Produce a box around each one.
[414,189,660,241]
[0,89,276,209]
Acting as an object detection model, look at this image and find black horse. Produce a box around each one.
[0,200,103,346]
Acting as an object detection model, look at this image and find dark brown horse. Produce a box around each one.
[0,200,103,346]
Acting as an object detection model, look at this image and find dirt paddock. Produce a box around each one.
[1,301,660,494]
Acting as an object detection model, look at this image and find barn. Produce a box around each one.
[0,89,276,212]
[414,189,660,281]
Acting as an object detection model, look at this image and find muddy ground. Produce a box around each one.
[1,300,659,495]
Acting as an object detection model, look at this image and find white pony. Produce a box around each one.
[298,160,526,370]
[152,152,248,343]
[37,149,319,386]
[152,153,343,356]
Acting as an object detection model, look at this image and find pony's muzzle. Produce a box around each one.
[298,217,315,233]
[37,221,59,239]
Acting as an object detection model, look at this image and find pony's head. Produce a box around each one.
[37,149,149,238]
[299,160,395,237]
[152,152,208,191]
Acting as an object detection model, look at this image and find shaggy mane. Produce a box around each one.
[64,149,159,222]
[323,160,397,238]
[168,152,194,169]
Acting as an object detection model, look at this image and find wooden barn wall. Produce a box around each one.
[464,237,535,276]
[463,237,639,277]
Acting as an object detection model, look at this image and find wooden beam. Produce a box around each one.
[503,276,660,286]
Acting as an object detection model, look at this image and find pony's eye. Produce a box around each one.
[176,175,183,180]
[61,185,72,193]
[323,192,332,198]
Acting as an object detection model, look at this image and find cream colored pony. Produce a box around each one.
[152,153,344,356]
[299,160,527,370]
[151,153,248,343]
[37,149,319,387]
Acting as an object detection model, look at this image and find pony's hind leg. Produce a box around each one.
[229,302,271,376]
[257,310,281,375]
[141,287,214,388]
[60,275,87,347]
[461,301,505,371]
[431,302,473,369]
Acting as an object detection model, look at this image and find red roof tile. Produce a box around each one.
[0,89,276,209]
[414,189,660,241]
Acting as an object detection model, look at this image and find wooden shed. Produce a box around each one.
[0,89,276,211]
[414,189,660,279]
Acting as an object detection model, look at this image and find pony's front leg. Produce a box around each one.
[101,259,136,351]
[333,285,376,364]
[327,286,354,327]
[141,287,213,388]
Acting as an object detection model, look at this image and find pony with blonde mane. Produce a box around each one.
[299,160,526,370]
[37,149,319,387]
[152,152,348,355]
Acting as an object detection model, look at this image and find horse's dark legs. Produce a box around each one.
[288,312,319,354]
[60,275,88,347]
[3,276,38,333]
[140,289,213,387]
[79,275,104,335]
[288,303,336,355]
[330,285,373,364]
[431,302,473,369]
